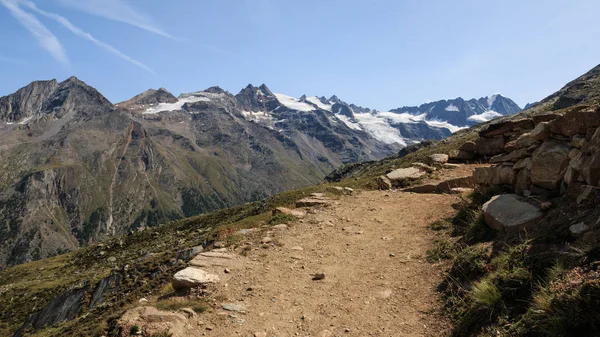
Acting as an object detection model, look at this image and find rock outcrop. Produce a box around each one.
[457,105,600,199]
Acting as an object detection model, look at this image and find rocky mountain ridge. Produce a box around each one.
[0,77,520,270]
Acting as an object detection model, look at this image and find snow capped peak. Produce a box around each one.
[305,96,332,111]
[273,93,315,112]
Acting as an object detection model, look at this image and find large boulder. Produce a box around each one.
[426,154,449,166]
[459,141,477,152]
[549,106,600,137]
[475,136,505,156]
[530,141,571,189]
[482,194,544,232]
[172,267,219,290]
[474,166,515,185]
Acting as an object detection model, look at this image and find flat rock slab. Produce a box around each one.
[402,184,438,194]
[272,207,306,218]
[482,194,544,232]
[296,198,331,208]
[189,251,238,268]
[222,303,247,313]
[199,252,234,259]
[172,267,219,290]
[386,167,425,181]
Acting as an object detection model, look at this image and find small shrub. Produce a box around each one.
[430,219,451,231]
[471,279,502,311]
[130,325,141,335]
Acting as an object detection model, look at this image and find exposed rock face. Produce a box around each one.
[482,195,544,232]
[13,285,89,336]
[89,273,122,308]
[0,79,58,122]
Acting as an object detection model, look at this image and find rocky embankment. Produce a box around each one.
[453,105,600,233]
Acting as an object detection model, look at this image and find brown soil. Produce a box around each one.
[121,166,482,337]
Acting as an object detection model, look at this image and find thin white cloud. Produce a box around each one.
[56,0,175,39]
[23,0,155,74]
[0,0,69,65]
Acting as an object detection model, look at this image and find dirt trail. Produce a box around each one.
[122,165,483,336]
[207,190,458,337]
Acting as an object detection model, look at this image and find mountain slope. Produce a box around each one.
[0,79,393,269]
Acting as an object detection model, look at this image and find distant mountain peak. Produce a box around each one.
[204,86,226,94]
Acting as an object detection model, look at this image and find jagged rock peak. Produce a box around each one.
[121,87,177,106]
[329,95,342,104]
[258,84,274,95]
[204,86,226,94]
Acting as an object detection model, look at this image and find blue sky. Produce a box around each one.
[1,0,599,110]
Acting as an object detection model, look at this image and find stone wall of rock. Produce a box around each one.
[455,105,600,203]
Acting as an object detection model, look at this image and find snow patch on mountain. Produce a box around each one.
[144,95,211,114]
[445,104,459,112]
[378,111,466,133]
[306,96,332,111]
[467,110,503,123]
[274,93,315,112]
[335,114,363,131]
[352,113,407,146]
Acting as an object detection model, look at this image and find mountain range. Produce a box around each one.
[0,79,521,268]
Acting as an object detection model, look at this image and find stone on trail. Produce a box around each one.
[222,303,246,313]
[172,267,219,290]
[386,167,425,181]
[482,194,544,232]
[261,237,273,244]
